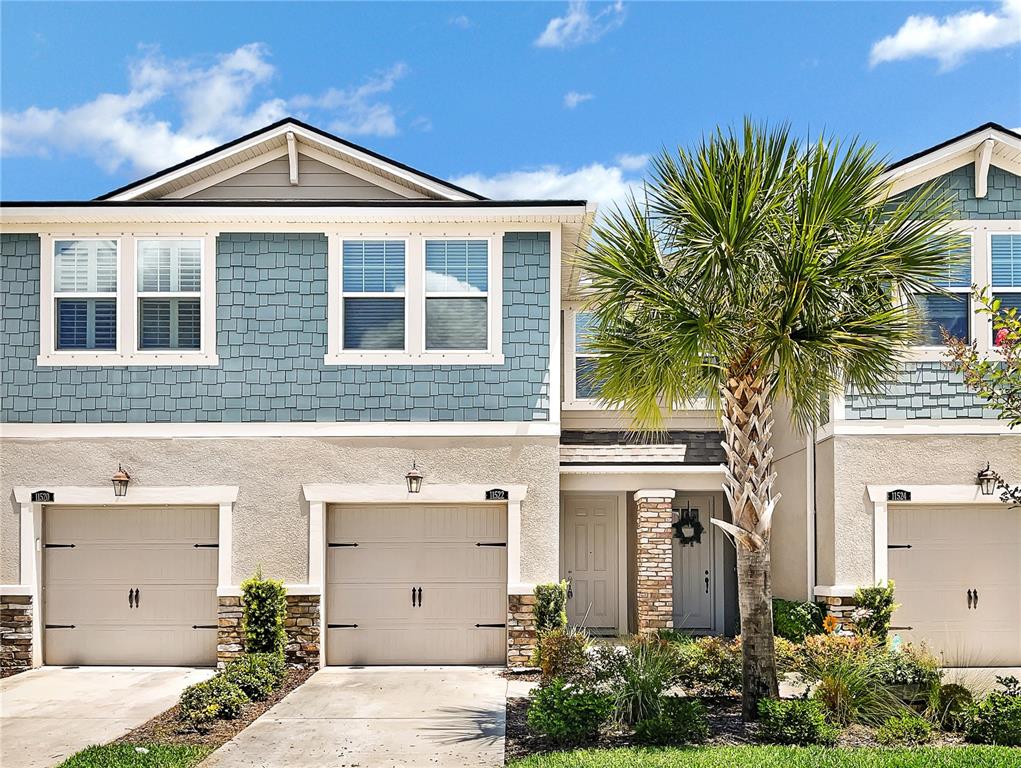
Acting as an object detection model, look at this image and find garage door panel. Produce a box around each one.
[45,584,217,626]
[46,627,217,667]
[329,584,506,624]
[329,543,504,583]
[45,506,217,543]
[327,625,505,665]
[330,505,506,544]
[45,546,217,585]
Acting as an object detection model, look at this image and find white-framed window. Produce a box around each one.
[990,232,1021,347]
[325,232,503,365]
[573,311,603,400]
[38,232,218,366]
[913,236,973,347]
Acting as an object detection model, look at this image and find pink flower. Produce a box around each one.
[995,328,1009,347]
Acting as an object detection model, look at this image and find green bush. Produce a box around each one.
[674,636,742,697]
[178,676,249,730]
[594,637,681,726]
[526,678,612,744]
[241,568,288,656]
[929,683,974,732]
[222,652,284,701]
[534,582,569,634]
[772,599,824,642]
[533,626,590,685]
[800,639,905,727]
[882,643,941,688]
[634,696,709,745]
[757,698,837,746]
[876,713,934,745]
[852,582,897,641]
[773,636,803,674]
[966,675,1021,746]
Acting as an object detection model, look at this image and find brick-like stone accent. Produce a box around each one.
[507,593,537,667]
[635,490,675,634]
[1,595,34,677]
[284,594,321,668]
[217,596,245,668]
[821,595,858,635]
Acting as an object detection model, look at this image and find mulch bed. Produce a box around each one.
[115,668,314,748]
[505,695,966,763]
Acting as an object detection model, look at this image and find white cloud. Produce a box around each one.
[449,14,473,29]
[452,159,645,211]
[870,0,1021,69]
[615,152,648,171]
[535,0,626,49]
[563,91,594,109]
[0,44,410,175]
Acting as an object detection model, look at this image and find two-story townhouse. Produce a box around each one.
[0,117,591,673]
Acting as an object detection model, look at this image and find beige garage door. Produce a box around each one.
[43,506,218,666]
[326,504,507,665]
[889,504,1021,666]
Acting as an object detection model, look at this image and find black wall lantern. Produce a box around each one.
[405,461,423,494]
[111,465,131,497]
[673,500,704,547]
[977,463,998,496]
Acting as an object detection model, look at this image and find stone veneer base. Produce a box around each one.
[1,595,33,678]
[507,593,537,667]
[635,494,674,634]
[217,594,322,669]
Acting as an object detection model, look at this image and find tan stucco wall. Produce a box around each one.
[769,399,812,601]
[824,433,1019,586]
[814,437,836,586]
[0,436,560,586]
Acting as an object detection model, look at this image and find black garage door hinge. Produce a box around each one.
[328,543,358,548]
[888,544,912,549]
[328,623,359,629]
[889,626,914,631]
[476,542,507,547]
[44,543,75,548]
[475,623,506,628]
[193,543,219,548]
[45,624,75,629]
[192,624,218,629]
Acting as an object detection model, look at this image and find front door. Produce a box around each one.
[562,494,619,631]
[672,494,714,631]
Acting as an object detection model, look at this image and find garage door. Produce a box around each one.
[889,504,1021,666]
[43,506,218,666]
[326,504,507,665]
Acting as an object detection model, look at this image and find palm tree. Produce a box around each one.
[577,121,960,720]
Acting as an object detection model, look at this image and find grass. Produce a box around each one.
[508,746,1021,768]
[57,743,212,768]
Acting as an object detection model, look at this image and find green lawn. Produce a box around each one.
[509,746,1021,768]
[57,744,212,768]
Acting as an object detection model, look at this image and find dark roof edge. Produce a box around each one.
[885,121,1021,172]
[1,199,587,208]
[94,116,487,202]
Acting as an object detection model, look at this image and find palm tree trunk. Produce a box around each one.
[718,370,780,721]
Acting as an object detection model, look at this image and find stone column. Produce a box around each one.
[284,594,321,668]
[634,489,676,634]
[507,592,537,668]
[1,594,33,677]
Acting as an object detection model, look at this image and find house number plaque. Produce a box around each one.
[31,490,54,503]
[485,488,509,501]
[886,489,911,502]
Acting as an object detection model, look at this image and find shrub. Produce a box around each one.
[532,626,590,685]
[799,634,878,674]
[674,636,742,696]
[533,582,569,634]
[772,599,824,642]
[802,642,905,727]
[222,652,284,701]
[851,582,897,641]
[756,698,837,746]
[241,567,288,656]
[882,643,941,688]
[929,683,974,732]
[634,697,709,746]
[876,713,934,745]
[594,636,681,725]
[773,636,802,674]
[526,678,612,744]
[178,676,249,730]
[966,675,1021,746]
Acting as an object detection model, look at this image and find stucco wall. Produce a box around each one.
[824,433,1019,586]
[0,436,560,585]
[769,399,811,600]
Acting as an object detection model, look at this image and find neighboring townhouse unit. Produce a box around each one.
[1,120,1018,677]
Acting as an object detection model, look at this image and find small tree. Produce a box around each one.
[241,567,288,657]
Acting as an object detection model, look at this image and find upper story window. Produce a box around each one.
[915,240,972,347]
[325,233,504,365]
[573,311,603,400]
[38,233,218,367]
[991,234,1021,346]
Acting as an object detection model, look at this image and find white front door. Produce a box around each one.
[43,505,218,666]
[326,503,507,665]
[672,495,714,631]
[562,494,619,631]
[889,503,1021,666]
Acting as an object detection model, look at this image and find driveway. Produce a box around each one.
[203,667,507,768]
[0,666,214,768]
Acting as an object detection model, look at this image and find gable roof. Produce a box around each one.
[881,121,1021,197]
[96,117,486,202]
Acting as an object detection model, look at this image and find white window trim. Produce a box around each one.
[37,232,218,366]
[989,230,1021,348]
[325,232,504,365]
[908,231,974,360]
[337,237,410,356]
[563,306,607,409]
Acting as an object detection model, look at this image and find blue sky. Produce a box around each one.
[2,1,1019,203]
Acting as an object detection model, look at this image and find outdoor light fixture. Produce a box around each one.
[405,461,423,494]
[111,465,131,497]
[977,463,998,496]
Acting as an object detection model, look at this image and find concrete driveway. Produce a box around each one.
[203,667,507,768]
[0,666,214,768]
